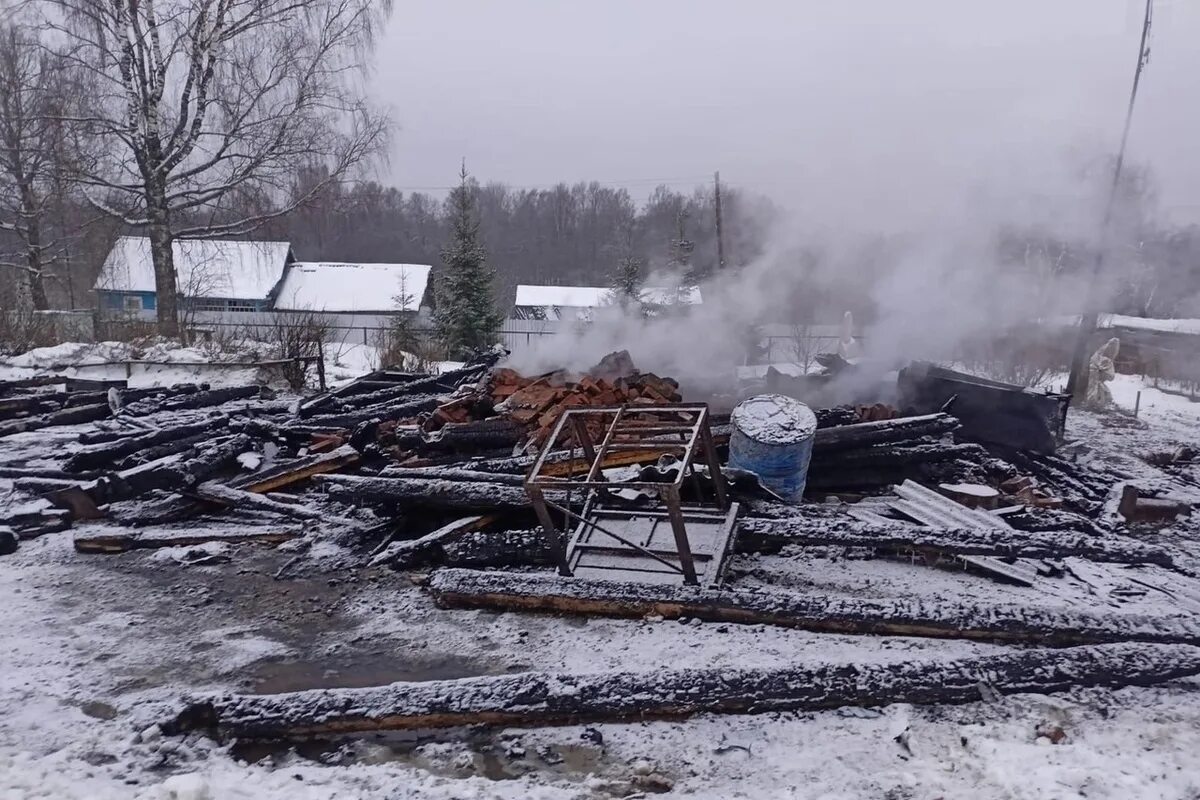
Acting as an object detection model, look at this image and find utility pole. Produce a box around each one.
[714,171,727,270]
[1065,0,1153,403]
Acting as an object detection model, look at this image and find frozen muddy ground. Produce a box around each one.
[2,373,1200,799]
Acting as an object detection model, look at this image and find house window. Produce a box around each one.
[227,301,259,312]
[123,295,143,311]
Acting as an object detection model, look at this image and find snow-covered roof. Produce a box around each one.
[514,284,703,310]
[95,236,292,300]
[274,262,432,313]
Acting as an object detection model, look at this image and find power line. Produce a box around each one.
[383,175,716,192]
[1065,0,1155,401]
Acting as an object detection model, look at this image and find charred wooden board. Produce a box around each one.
[66,418,229,472]
[811,413,959,453]
[232,446,359,493]
[74,526,302,553]
[164,642,1200,739]
[430,568,1200,645]
[318,474,545,511]
[738,517,1175,567]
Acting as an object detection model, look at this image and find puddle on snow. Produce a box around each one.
[241,651,487,694]
[231,729,615,785]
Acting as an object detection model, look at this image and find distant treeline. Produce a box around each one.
[256,173,779,307]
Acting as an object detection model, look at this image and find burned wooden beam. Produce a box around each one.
[369,515,498,568]
[303,393,443,429]
[811,442,988,472]
[811,413,959,453]
[74,525,301,554]
[429,568,1200,646]
[164,642,1200,739]
[45,433,252,510]
[395,417,525,453]
[190,482,330,521]
[310,364,486,417]
[123,385,262,416]
[318,474,545,512]
[737,517,1175,567]
[232,445,359,493]
[65,418,229,472]
[379,466,526,486]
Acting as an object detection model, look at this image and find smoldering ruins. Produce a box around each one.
[2,306,1200,795]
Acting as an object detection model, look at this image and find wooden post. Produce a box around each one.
[315,354,327,392]
[714,170,727,271]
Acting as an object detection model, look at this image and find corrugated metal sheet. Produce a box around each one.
[889,480,1011,531]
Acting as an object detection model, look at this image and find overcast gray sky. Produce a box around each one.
[376,0,1200,227]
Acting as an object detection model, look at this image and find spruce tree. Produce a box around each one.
[606,254,645,311]
[435,164,502,359]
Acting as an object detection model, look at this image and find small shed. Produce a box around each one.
[273,262,433,314]
[512,284,702,321]
[94,236,294,313]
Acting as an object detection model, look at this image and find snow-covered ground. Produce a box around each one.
[2,372,1200,799]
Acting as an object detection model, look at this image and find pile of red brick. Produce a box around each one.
[489,360,682,442]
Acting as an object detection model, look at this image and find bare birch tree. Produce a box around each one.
[45,0,392,335]
[0,20,75,312]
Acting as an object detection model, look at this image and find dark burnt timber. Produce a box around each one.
[898,362,1068,453]
[122,385,262,416]
[37,433,253,516]
[190,481,331,521]
[811,442,989,472]
[164,642,1200,739]
[369,515,499,568]
[318,474,545,512]
[231,446,360,493]
[737,517,1174,567]
[314,362,490,413]
[65,418,229,472]
[379,466,526,486]
[441,529,558,568]
[303,393,443,429]
[811,413,959,453]
[429,568,1200,646]
[75,525,301,554]
[0,402,114,437]
[394,418,526,454]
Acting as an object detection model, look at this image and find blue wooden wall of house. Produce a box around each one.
[99,290,157,311]
[97,291,270,313]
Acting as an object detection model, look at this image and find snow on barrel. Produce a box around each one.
[728,394,817,503]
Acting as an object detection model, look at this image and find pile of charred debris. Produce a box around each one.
[2,347,1199,741]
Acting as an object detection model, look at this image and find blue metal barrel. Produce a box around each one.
[728,394,817,503]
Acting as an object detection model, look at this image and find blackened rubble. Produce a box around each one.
[2,346,1199,739]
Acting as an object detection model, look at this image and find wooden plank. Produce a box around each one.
[164,642,1200,739]
[236,446,360,493]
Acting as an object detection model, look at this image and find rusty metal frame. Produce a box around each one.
[524,404,728,586]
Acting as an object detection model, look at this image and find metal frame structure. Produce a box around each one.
[524,404,730,586]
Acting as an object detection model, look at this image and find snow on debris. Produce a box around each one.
[275,262,432,313]
[95,236,292,300]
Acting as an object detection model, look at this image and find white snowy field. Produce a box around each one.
[2,371,1199,799]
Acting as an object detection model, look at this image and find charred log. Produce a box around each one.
[738,517,1174,566]
[430,568,1200,646]
[123,385,262,416]
[811,413,959,453]
[66,418,229,472]
[163,642,1200,739]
